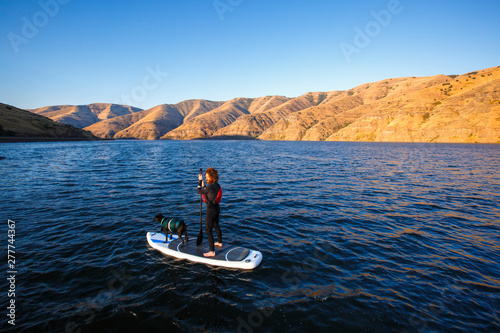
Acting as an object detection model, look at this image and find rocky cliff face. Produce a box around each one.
[28,66,500,143]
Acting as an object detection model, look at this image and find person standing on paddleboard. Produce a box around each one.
[198,167,223,257]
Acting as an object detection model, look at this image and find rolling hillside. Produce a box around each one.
[27,66,500,143]
[31,103,143,128]
[0,103,97,141]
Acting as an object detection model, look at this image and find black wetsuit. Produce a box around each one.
[197,181,222,252]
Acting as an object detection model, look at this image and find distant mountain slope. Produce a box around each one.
[31,103,143,128]
[162,96,293,140]
[113,104,185,140]
[173,99,225,121]
[326,69,500,143]
[84,100,223,140]
[214,92,340,139]
[162,98,253,140]
[28,66,500,143]
[259,67,500,143]
[0,103,96,141]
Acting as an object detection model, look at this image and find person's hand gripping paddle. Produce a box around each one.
[196,168,203,246]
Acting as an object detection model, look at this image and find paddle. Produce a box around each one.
[196,168,203,245]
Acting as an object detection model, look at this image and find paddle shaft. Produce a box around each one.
[197,168,203,245]
[199,170,202,229]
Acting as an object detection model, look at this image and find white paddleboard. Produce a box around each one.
[146,232,263,270]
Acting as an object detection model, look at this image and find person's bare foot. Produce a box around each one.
[204,251,216,257]
[214,242,223,247]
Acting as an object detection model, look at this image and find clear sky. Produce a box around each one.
[1,0,499,110]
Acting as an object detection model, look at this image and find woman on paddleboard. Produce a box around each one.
[198,167,223,257]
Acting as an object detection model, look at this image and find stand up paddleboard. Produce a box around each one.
[146,232,263,270]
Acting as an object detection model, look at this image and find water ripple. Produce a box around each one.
[1,141,499,332]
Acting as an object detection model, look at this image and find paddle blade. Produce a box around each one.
[196,229,203,245]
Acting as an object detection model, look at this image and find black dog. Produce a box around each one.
[153,214,189,247]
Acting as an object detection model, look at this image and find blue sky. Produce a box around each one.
[1,0,499,110]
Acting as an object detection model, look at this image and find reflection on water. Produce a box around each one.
[0,141,499,332]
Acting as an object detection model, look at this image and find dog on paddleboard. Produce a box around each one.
[153,214,189,247]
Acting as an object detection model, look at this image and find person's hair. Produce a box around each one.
[205,167,219,183]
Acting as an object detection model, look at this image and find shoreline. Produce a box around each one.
[0,136,102,143]
[1,136,498,145]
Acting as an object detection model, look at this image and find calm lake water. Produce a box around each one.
[1,140,499,332]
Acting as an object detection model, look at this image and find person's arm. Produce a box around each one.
[198,183,217,198]
[197,184,210,194]
[197,174,209,194]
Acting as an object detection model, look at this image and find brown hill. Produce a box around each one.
[258,67,500,143]
[212,93,335,138]
[162,98,254,140]
[31,103,143,128]
[163,96,294,140]
[174,99,225,121]
[162,67,498,143]
[326,69,500,143]
[0,103,97,141]
[28,66,500,143]
[113,104,185,140]
[84,100,223,140]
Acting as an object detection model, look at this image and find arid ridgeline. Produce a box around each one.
[0,103,96,142]
[25,66,500,143]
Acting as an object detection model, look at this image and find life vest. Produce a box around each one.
[203,183,222,206]
[160,217,183,232]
